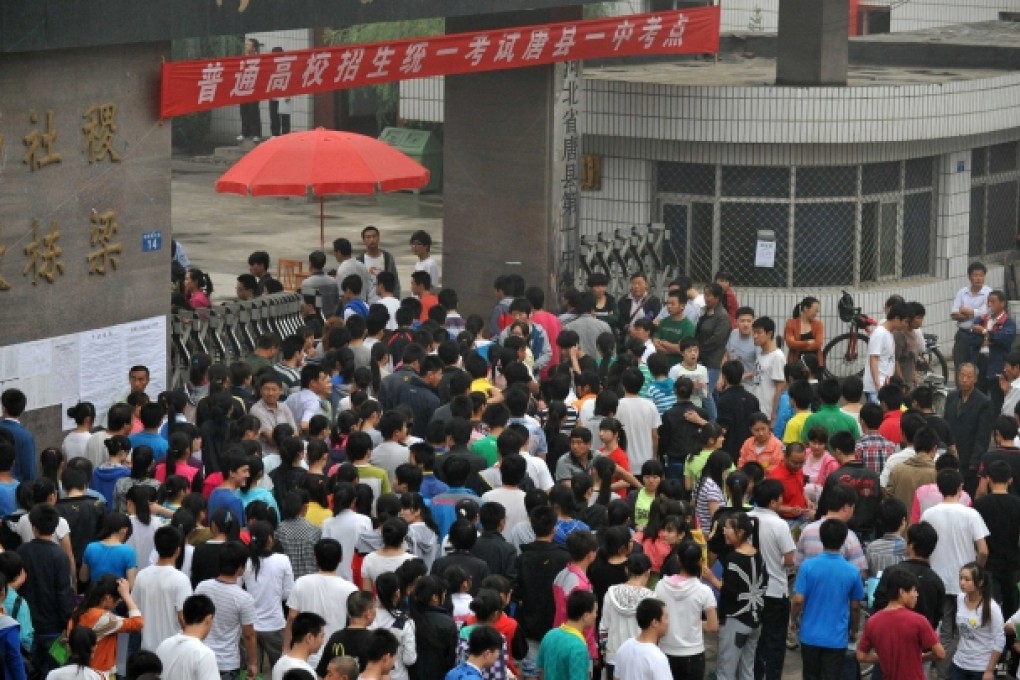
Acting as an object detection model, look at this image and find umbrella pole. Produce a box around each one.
[319,195,325,250]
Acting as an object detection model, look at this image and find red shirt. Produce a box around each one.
[604,446,631,498]
[878,410,904,446]
[530,310,562,378]
[768,461,808,518]
[419,293,439,322]
[859,606,939,680]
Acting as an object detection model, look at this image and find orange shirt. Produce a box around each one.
[76,607,144,673]
[419,293,439,322]
[738,434,785,471]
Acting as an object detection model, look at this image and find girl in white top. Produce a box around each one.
[322,482,374,581]
[62,403,96,460]
[360,517,414,592]
[45,627,105,680]
[400,492,439,570]
[370,572,417,680]
[653,541,718,663]
[953,562,1004,678]
[241,521,295,675]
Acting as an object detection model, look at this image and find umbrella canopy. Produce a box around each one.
[215,127,430,247]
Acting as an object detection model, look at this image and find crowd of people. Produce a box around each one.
[2,233,1020,680]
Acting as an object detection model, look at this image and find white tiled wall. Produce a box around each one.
[399,77,444,123]
[580,156,653,237]
[585,75,1020,146]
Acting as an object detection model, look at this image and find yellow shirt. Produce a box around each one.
[305,502,332,527]
[783,410,811,444]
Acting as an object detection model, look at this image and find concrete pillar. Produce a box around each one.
[443,7,582,317]
[0,42,170,445]
[776,0,849,86]
[937,151,972,281]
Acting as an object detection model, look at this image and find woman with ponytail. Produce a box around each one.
[191,506,240,587]
[372,572,417,680]
[241,520,294,675]
[47,626,104,680]
[70,575,144,678]
[63,402,96,460]
[784,296,824,377]
[155,431,203,493]
[80,513,137,588]
[113,445,159,514]
[125,484,162,573]
[184,267,213,309]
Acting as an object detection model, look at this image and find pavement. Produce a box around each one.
[171,156,443,302]
[170,155,810,679]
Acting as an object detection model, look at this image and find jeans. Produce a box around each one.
[990,568,1020,621]
[665,460,685,484]
[666,652,705,680]
[717,618,759,680]
[754,596,791,680]
[800,643,845,680]
[219,670,241,680]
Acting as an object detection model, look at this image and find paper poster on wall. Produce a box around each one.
[755,230,776,268]
[0,315,167,432]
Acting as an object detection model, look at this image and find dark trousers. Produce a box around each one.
[953,330,976,378]
[754,596,791,680]
[269,100,290,136]
[666,652,705,680]
[239,101,261,138]
[801,644,845,680]
[32,632,61,678]
[951,665,986,680]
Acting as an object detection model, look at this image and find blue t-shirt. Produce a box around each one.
[208,487,246,526]
[82,541,138,581]
[0,480,19,516]
[794,551,865,649]
[128,431,169,462]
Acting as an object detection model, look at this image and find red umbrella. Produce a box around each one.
[215,127,430,248]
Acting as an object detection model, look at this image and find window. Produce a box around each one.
[970,143,1020,258]
[655,157,936,288]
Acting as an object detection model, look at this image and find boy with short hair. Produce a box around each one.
[668,339,711,415]
[410,229,440,288]
[864,303,911,401]
[781,380,814,444]
[856,402,897,477]
[317,591,376,676]
[410,442,448,500]
[272,611,326,680]
[750,316,786,422]
[645,353,676,415]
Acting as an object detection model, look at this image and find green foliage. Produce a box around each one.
[583,3,613,19]
[324,19,445,129]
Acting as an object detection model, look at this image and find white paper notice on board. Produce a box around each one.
[755,239,776,268]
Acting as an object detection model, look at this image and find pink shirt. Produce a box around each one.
[911,484,973,524]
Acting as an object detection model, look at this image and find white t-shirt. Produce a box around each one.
[287,572,359,666]
[879,448,914,487]
[752,348,786,419]
[615,396,662,470]
[361,552,415,587]
[147,544,194,579]
[322,510,374,581]
[272,655,317,680]
[132,564,193,652]
[863,324,896,394]
[654,576,716,656]
[613,638,672,680]
[241,553,295,631]
[920,502,989,594]
[414,257,441,288]
[157,633,220,680]
[370,441,411,482]
[62,431,91,460]
[521,452,555,491]
[194,578,257,670]
[748,507,797,598]
[16,514,69,544]
[363,253,385,299]
[669,363,710,405]
[482,487,529,540]
[379,296,401,330]
[45,665,105,680]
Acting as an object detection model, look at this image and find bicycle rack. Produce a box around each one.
[575,223,678,298]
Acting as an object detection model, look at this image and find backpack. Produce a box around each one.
[0,511,24,551]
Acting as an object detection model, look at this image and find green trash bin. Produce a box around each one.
[378,127,442,193]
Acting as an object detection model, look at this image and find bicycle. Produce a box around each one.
[822,291,876,380]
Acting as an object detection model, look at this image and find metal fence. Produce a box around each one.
[170,291,319,388]
[652,159,937,291]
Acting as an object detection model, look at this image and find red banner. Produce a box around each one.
[160,7,720,118]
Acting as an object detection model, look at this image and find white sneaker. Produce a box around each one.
[236,135,244,142]
[252,136,260,142]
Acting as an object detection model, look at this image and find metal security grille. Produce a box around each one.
[576,224,681,298]
[970,142,1020,259]
[653,159,936,289]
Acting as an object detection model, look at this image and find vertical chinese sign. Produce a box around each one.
[552,60,582,296]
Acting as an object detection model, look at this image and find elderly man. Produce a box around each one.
[944,363,993,496]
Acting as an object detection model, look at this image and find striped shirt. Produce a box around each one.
[194,578,256,671]
[794,519,867,570]
[693,477,725,533]
[865,534,906,577]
